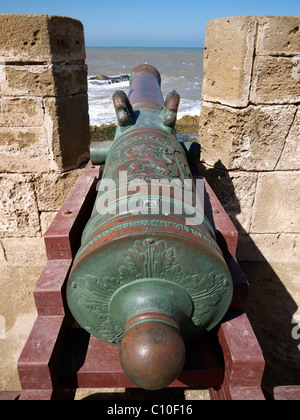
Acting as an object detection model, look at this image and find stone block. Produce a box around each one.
[0,151,52,175]
[198,102,297,171]
[256,16,300,56]
[0,174,40,237]
[0,97,44,127]
[201,165,257,233]
[0,95,89,175]
[35,169,83,212]
[1,237,47,266]
[237,233,300,263]
[1,63,87,97]
[0,127,44,149]
[0,127,58,174]
[0,14,85,63]
[202,15,257,107]
[43,95,90,171]
[250,56,300,104]
[251,172,300,234]
[277,106,300,170]
[47,15,86,62]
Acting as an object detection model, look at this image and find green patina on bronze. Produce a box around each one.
[66,65,233,390]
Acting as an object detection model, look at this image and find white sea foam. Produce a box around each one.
[88,76,130,125]
[86,48,204,126]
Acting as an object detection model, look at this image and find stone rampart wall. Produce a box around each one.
[0,15,91,391]
[198,15,300,262]
[0,15,90,268]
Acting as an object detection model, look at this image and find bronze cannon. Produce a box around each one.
[66,64,233,390]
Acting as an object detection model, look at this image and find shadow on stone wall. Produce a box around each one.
[197,160,300,399]
[47,16,90,172]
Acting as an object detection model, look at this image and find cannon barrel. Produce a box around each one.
[67,65,233,390]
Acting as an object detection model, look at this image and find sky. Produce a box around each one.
[1,0,300,48]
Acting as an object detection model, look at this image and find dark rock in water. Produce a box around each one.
[118,74,130,81]
[89,74,130,84]
[96,74,110,80]
[108,74,130,84]
[89,74,110,81]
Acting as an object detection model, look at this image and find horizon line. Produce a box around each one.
[85,45,205,49]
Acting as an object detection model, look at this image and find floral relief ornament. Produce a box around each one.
[71,238,230,344]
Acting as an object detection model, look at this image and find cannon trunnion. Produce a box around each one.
[66,65,233,390]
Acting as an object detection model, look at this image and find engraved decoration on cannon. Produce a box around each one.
[66,64,233,390]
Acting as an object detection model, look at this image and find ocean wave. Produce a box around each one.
[89,106,117,126]
[88,99,201,126]
[87,74,202,126]
[177,100,201,119]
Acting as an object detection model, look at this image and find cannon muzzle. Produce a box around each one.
[67,65,233,390]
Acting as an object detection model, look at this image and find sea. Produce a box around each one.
[86,47,204,126]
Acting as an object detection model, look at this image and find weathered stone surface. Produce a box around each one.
[256,15,300,56]
[40,211,57,235]
[0,97,44,127]
[0,127,59,173]
[0,151,53,174]
[0,102,90,175]
[0,174,40,237]
[0,265,43,391]
[0,127,43,149]
[0,15,90,245]
[198,102,297,171]
[238,233,300,263]
[1,238,47,266]
[251,172,300,234]
[0,14,49,62]
[47,15,86,62]
[199,15,300,267]
[241,260,300,392]
[0,240,6,264]
[1,63,87,97]
[35,169,83,212]
[201,165,257,233]
[43,95,90,171]
[277,107,300,170]
[202,15,257,107]
[0,14,85,63]
[250,56,300,104]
